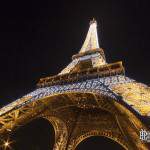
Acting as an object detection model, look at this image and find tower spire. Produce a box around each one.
[59,19,106,75]
[79,19,100,53]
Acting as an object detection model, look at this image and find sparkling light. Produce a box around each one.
[2,139,13,150]
[4,141,9,147]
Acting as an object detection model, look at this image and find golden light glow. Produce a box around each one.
[4,141,9,147]
[2,139,13,150]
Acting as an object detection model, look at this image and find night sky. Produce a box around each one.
[0,0,150,106]
[0,0,150,149]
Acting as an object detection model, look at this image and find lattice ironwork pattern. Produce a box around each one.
[0,19,149,150]
[0,75,134,117]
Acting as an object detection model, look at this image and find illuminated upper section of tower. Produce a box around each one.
[59,19,107,75]
[37,19,124,87]
[79,19,99,53]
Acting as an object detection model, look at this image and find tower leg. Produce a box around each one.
[44,116,68,150]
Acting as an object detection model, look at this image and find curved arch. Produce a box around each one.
[0,76,138,134]
[19,76,141,121]
[43,92,117,114]
[41,116,68,150]
[76,135,126,150]
[0,77,148,149]
[9,117,55,150]
[73,130,128,150]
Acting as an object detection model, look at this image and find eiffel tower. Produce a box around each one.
[0,19,150,150]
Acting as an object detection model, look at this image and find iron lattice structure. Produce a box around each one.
[0,19,150,150]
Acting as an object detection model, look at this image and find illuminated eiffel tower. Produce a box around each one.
[0,19,150,150]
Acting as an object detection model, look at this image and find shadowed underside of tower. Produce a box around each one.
[0,19,150,150]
